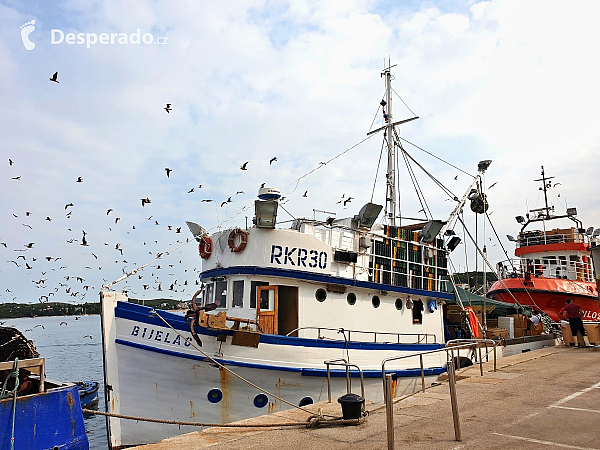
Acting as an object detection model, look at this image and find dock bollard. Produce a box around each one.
[447,358,462,441]
[385,374,394,450]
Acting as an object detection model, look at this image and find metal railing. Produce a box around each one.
[324,359,365,403]
[286,326,437,344]
[381,340,498,448]
[497,258,594,283]
[517,232,584,247]
[446,338,498,374]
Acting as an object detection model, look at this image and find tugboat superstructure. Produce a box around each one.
[487,167,599,321]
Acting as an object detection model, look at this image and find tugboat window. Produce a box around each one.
[215,281,227,308]
[347,293,357,306]
[395,298,402,310]
[204,283,214,305]
[372,296,380,308]
[316,289,327,302]
[250,281,269,308]
[232,280,244,308]
[412,299,423,324]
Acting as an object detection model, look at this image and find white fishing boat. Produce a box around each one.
[99,64,483,448]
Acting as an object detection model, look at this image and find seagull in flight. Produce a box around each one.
[164,103,172,113]
[49,72,59,83]
[240,161,249,170]
[165,167,172,177]
[269,157,277,165]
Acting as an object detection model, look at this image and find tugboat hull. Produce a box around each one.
[487,277,599,321]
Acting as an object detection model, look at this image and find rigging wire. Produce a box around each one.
[395,133,458,200]
[400,145,431,220]
[456,214,529,313]
[370,137,386,202]
[461,211,473,308]
[398,136,474,178]
[395,133,402,228]
[391,87,418,117]
[367,99,384,134]
[483,211,545,312]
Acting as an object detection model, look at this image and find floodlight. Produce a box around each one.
[477,160,492,173]
[354,203,383,229]
[419,220,446,244]
[446,236,461,252]
[515,215,525,224]
[567,207,577,216]
[593,228,600,237]
[586,226,594,235]
[254,200,278,229]
[185,221,207,241]
[506,234,516,242]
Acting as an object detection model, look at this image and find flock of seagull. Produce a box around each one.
[1,74,359,320]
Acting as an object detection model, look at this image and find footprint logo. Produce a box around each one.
[20,20,36,50]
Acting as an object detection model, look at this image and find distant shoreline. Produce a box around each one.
[0,298,188,320]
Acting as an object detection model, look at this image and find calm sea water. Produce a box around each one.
[4,315,108,450]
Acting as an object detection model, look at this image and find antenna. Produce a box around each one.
[533,165,555,218]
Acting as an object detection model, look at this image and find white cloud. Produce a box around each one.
[1,0,599,305]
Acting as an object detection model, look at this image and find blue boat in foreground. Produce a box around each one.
[0,327,88,450]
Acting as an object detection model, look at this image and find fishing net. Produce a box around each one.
[0,326,39,362]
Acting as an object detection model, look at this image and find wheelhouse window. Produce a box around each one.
[232,280,244,308]
[215,281,227,308]
[250,281,269,308]
[204,283,214,306]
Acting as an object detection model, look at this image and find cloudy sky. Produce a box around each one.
[1,0,599,305]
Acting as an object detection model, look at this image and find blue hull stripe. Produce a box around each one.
[116,339,446,378]
[115,301,443,352]
[200,266,453,300]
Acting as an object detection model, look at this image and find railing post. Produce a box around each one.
[447,357,462,441]
[419,354,425,393]
[326,363,332,403]
[478,345,483,376]
[385,374,394,450]
[493,343,497,372]
[346,365,350,394]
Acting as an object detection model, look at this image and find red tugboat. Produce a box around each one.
[487,167,600,321]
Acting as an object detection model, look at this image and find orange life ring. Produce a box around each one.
[228,228,248,253]
[199,236,212,259]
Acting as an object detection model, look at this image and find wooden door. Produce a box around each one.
[256,286,278,335]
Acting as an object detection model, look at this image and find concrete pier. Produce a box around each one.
[134,345,600,449]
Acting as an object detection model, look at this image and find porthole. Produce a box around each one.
[395,298,403,310]
[207,388,223,403]
[254,393,268,408]
[299,396,314,407]
[372,295,380,308]
[347,293,357,306]
[315,288,327,302]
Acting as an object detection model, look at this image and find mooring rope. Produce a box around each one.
[82,408,365,428]
[0,358,19,450]
[151,310,320,417]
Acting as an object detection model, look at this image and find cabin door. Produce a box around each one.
[256,286,278,335]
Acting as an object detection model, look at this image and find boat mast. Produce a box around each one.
[383,59,396,226]
[533,166,554,244]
